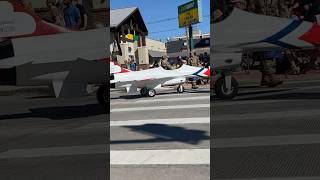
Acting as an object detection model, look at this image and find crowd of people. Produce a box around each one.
[122,58,137,71]
[213,0,320,24]
[154,52,210,70]
[17,0,88,30]
[156,52,210,89]
[213,0,320,87]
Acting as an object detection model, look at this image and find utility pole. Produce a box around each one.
[188,24,193,52]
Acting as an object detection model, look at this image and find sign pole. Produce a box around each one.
[185,27,189,52]
[188,24,193,52]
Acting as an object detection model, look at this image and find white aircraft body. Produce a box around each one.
[0,1,109,106]
[211,7,320,99]
[110,63,210,97]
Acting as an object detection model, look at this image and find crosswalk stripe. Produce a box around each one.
[0,145,106,159]
[284,79,320,85]
[110,117,209,127]
[110,149,210,165]
[219,177,320,180]
[212,99,301,106]
[214,134,320,148]
[111,96,209,105]
[111,104,209,112]
[215,109,320,121]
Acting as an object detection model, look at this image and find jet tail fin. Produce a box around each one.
[110,60,130,74]
[52,80,88,98]
[0,0,67,38]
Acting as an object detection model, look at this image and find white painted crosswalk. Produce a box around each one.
[111,149,210,165]
[110,117,210,127]
[111,104,209,112]
[110,90,210,170]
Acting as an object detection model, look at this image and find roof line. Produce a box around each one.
[111,7,138,29]
[110,6,138,10]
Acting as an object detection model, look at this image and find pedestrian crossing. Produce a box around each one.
[110,88,210,178]
[212,85,320,179]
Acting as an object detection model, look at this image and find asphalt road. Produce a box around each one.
[212,78,320,179]
[110,86,210,180]
[0,95,108,180]
[1,76,319,180]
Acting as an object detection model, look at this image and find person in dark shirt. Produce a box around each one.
[73,0,88,30]
[129,60,137,71]
[63,0,81,29]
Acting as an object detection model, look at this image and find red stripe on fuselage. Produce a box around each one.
[299,24,320,46]
[204,68,211,77]
[8,1,67,38]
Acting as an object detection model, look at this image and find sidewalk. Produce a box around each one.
[233,70,320,86]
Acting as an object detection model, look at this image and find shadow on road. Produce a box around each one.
[241,92,320,100]
[212,88,292,101]
[0,104,107,120]
[111,124,209,145]
[111,90,210,100]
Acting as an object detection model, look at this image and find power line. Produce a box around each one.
[147,17,178,24]
[149,28,181,34]
[146,14,210,25]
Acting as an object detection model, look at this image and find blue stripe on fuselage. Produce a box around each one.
[262,20,302,49]
[193,68,204,76]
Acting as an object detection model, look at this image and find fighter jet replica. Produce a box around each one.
[110,63,210,97]
[212,7,320,99]
[0,1,109,106]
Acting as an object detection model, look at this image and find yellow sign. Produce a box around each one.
[178,0,202,28]
[179,8,200,28]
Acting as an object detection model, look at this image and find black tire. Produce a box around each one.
[96,85,108,107]
[140,88,148,97]
[214,76,239,99]
[147,89,156,97]
[177,85,184,93]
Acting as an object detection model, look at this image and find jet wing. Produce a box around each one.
[119,77,180,94]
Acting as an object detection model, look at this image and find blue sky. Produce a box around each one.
[111,0,210,42]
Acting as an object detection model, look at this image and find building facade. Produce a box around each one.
[166,31,210,59]
[110,7,166,69]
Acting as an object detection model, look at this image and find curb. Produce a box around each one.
[0,86,53,96]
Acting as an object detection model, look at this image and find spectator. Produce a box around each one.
[260,49,283,87]
[176,56,183,68]
[44,0,64,26]
[73,0,88,30]
[187,52,200,89]
[63,0,81,29]
[202,52,210,68]
[301,2,315,22]
[18,0,35,14]
[129,60,137,71]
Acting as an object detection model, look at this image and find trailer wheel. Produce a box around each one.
[97,85,108,107]
[214,76,239,99]
[140,88,148,96]
[177,84,184,93]
[147,89,156,97]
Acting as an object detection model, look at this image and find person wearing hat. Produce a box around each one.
[187,52,200,89]
[44,0,63,26]
[260,49,283,87]
[63,0,81,29]
[159,55,172,70]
